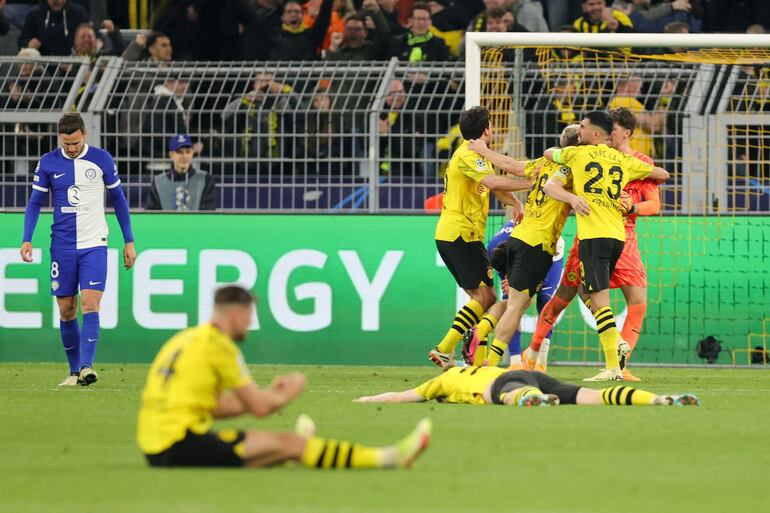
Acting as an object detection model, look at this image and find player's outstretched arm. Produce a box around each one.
[543,147,559,162]
[544,178,591,216]
[354,390,425,403]
[481,174,531,193]
[467,139,526,176]
[648,166,670,183]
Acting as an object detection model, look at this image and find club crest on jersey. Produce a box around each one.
[85,168,98,180]
[476,182,488,195]
[51,280,59,291]
[67,185,82,206]
[568,271,578,283]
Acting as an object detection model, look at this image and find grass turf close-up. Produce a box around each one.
[2,363,769,513]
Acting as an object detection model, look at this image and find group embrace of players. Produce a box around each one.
[21,110,697,473]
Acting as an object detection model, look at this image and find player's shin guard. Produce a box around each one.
[302,437,383,469]
[600,386,656,405]
[436,300,484,354]
[594,306,621,369]
[80,312,100,369]
[60,319,81,374]
[486,338,508,367]
[621,303,647,352]
[531,296,568,352]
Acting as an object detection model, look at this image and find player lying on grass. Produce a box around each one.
[137,285,430,469]
[355,366,699,407]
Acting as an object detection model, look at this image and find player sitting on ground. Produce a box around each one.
[137,285,431,469]
[523,108,660,380]
[354,366,699,407]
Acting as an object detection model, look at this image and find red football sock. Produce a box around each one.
[622,303,647,351]
[530,296,569,351]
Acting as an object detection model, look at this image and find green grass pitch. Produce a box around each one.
[2,363,769,513]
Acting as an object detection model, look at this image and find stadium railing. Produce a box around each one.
[0,55,768,214]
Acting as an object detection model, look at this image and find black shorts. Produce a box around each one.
[578,238,625,293]
[436,237,494,290]
[490,370,581,405]
[506,238,553,297]
[145,429,246,468]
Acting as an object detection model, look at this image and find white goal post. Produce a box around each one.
[464,32,770,107]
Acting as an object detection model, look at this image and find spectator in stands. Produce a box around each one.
[71,20,125,61]
[466,0,502,33]
[18,0,91,55]
[389,2,451,62]
[221,72,302,171]
[509,0,549,32]
[326,4,391,60]
[240,0,282,60]
[378,0,406,35]
[572,0,634,33]
[4,1,38,31]
[703,0,770,33]
[122,31,173,64]
[426,1,469,31]
[305,0,356,53]
[145,134,216,211]
[268,0,334,60]
[301,89,342,173]
[105,0,158,30]
[379,78,423,176]
[142,76,199,161]
[620,0,703,33]
[608,75,667,158]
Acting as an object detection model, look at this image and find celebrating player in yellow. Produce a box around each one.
[464,124,580,367]
[430,106,530,369]
[354,366,699,407]
[137,286,431,469]
[543,111,669,381]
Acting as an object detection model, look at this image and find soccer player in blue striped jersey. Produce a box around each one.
[20,113,136,387]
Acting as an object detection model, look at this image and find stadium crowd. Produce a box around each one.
[0,1,768,61]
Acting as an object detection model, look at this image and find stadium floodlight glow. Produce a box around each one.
[464,32,770,107]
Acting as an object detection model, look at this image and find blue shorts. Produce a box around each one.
[49,246,107,297]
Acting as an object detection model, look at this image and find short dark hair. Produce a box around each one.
[74,23,95,38]
[610,107,637,134]
[584,110,613,136]
[485,6,508,20]
[459,106,490,140]
[145,31,168,49]
[214,286,256,308]
[58,112,86,135]
[410,2,431,18]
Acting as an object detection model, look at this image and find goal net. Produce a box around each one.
[466,32,770,365]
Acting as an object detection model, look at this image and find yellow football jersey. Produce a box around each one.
[414,366,507,405]
[137,323,253,454]
[552,144,653,241]
[435,141,495,242]
[511,157,573,255]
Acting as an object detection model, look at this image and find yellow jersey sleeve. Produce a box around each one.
[458,149,494,183]
[414,375,445,401]
[623,154,654,183]
[550,165,573,187]
[211,340,253,390]
[523,158,544,179]
[552,146,579,166]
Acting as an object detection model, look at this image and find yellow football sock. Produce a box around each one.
[436,299,485,354]
[302,437,384,469]
[501,385,543,405]
[486,337,508,367]
[601,386,656,406]
[472,313,497,365]
[594,306,620,369]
